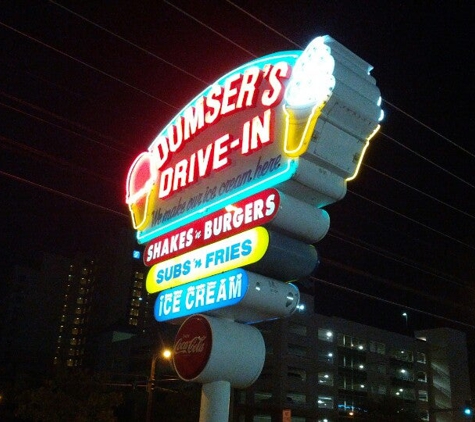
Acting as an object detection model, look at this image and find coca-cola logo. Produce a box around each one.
[174,336,207,354]
[173,315,212,380]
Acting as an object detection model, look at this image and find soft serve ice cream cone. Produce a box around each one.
[283,36,336,157]
[126,151,158,231]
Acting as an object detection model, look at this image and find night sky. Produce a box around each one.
[1,1,474,339]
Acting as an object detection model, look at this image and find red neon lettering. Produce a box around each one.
[220,73,241,116]
[236,66,262,109]
[204,85,223,125]
[183,98,205,141]
[167,116,184,153]
[242,109,274,155]
[213,134,233,171]
[261,62,291,107]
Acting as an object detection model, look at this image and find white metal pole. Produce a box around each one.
[199,380,231,422]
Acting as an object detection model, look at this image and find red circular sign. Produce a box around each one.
[173,315,213,380]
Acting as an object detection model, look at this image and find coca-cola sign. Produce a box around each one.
[173,315,213,380]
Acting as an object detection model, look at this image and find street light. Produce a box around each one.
[146,348,172,422]
[402,312,408,329]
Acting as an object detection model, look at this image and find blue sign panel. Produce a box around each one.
[154,268,249,322]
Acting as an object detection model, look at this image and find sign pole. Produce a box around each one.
[199,380,231,422]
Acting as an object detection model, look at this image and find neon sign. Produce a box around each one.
[126,39,337,244]
[143,189,279,267]
[126,36,383,245]
[145,227,270,293]
[154,269,248,322]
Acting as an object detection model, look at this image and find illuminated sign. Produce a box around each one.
[154,269,247,322]
[143,189,279,266]
[126,37,338,244]
[173,315,213,381]
[126,36,383,246]
[146,227,269,293]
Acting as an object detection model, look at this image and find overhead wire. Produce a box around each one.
[162,0,258,58]
[347,189,475,251]
[2,2,472,255]
[379,131,475,189]
[0,20,179,111]
[48,0,212,87]
[327,229,468,288]
[363,163,475,221]
[0,169,128,219]
[311,276,475,331]
[2,2,475,327]
[383,99,475,159]
[0,94,134,158]
[2,3,471,251]
[0,135,122,187]
[223,0,475,161]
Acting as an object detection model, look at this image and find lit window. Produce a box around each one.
[255,392,272,403]
[317,396,334,409]
[417,371,427,382]
[318,328,334,342]
[418,390,428,402]
[318,372,334,386]
[286,393,306,405]
[416,352,426,364]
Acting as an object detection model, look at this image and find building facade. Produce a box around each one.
[0,228,154,376]
[233,294,472,422]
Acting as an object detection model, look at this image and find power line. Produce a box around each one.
[0,135,121,187]
[327,229,468,288]
[347,189,475,251]
[380,131,475,190]
[0,93,133,157]
[320,257,475,315]
[312,276,475,331]
[364,163,475,221]
[0,169,128,219]
[0,20,179,111]
[162,0,258,58]
[225,0,302,49]
[1,2,474,326]
[48,0,212,87]
[383,99,475,159]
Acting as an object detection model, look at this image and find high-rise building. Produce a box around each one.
[0,228,153,375]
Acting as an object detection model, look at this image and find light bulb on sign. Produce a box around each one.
[283,36,335,157]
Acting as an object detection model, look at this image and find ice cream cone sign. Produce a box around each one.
[283,37,336,157]
[126,151,159,231]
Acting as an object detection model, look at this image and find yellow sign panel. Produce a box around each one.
[146,227,270,293]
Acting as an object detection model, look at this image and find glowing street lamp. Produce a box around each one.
[402,312,408,329]
[146,348,173,422]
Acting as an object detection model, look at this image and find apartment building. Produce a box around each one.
[233,294,471,422]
